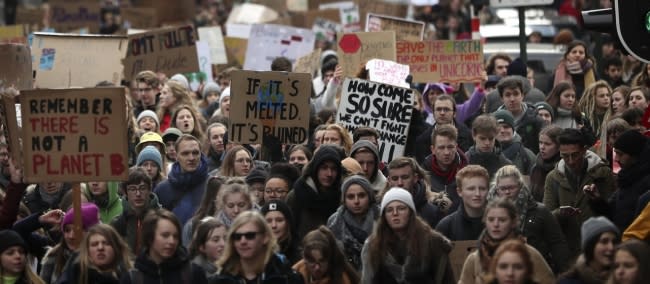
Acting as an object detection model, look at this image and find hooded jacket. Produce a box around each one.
[111,193,162,254]
[350,140,387,193]
[120,248,207,284]
[543,150,615,259]
[84,182,123,224]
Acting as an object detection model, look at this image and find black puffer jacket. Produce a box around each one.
[209,253,304,284]
[120,248,207,284]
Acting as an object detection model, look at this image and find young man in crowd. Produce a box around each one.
[350,140,386,194]
[133,70,161,117]
[493,110,536,175]
[465,114,512,178]
[495,76,544,153]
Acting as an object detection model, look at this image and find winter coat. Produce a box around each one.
[465,145,513,179]
[192,255,217,277]
[84,182,123,224]
[154,155,209,226]
[209,253,304,284]
[410,180,445,228]
[327,205,380,270]
[497,103,544,154]
[58,254,127,284]
[293,259,354,284]
[435,203,484,241]
[609,145,650,231]
[40,245,74,284]
[500,134,536,175]
[0,182,27,229]
[120,248,207,284]
[110,193,162,254]
[423,149,469,214]
[23,183,71,214]
[415,122,473,164]
[529,154,561,203]
[557,255,610,284]
[543,150,616,259]
[485,75,547,113]
[287,176,341,241]
[459,243,554,284]
[360,230,455,284]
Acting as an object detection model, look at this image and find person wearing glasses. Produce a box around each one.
[488,165,569,274]
[210,211,303,284]
[361,187,455,283]
[111,167,161,254]
[155,135,210,226]
[121,209,207,284]
[214,146,253,178]
[543,128,615,261]
[133,70,161,118]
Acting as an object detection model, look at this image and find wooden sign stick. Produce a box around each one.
[72,183,83,248]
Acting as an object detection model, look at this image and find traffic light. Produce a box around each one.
[615,0,650,63]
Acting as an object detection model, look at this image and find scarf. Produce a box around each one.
[342,206,379,242]
[487,185,537,232]
[530,154,560,202]
[39,188,61,206]
[478,230,524,272]
[430,150,467,184]
[168,154,209,190]
[554,59,596,91]
[216,210,234,228]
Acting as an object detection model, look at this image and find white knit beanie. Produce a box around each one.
[380,187,416,213]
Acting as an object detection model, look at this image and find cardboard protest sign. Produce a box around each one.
[396,40,484,83]
[198,26,228,65]
[293,48,321,76]
[313,17,341,42]
[357,0,408,27]
[121,7,158,29]
[31,33,127,88]
[227,3,279,24]
[16,7,45,31]
[0,44,32,91]
[223,37,247,67]
[229,70,311,144]
[337,31,396,78]
[123,25,199,80]
[183,41,213,92]
[49,0,101,33]
[243,24,316,71]
[135,0,195,26]
[366,13,424,41]
[292,9,340,29]
[366,59,410,88]
[288,0,308,11]
[226,23,252,39]
[0,25,27,44]
[336,78,414,162]
[250,0,287,12]
[450,241,478,281]
[20,87,128,183]
[0,90,22,166]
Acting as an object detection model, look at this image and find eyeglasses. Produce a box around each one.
[126,185,149,193]
[385,205,409,214]
[231,231,259,241]
[497,184,519,193]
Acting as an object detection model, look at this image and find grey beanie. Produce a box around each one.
[341,174,376,204]
[202,82,221,98]
[380,187,416,213]
[137,145,163,169]
[581,216,620,251]
[136,110,159,126]
[170,74,190,90]
[350,140,379,159]
[534,102,555,120]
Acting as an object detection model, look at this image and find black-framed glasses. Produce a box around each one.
[126,185,149,193]
[231,231,259,241]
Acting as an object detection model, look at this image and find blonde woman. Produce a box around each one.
[157,80,194,132]
[578,80,612,139]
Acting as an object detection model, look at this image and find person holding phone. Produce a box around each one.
[543,128,615,262]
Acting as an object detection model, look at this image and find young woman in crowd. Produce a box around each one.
[578,80,613,138]
[210,211,303,283]
[41,203,101,284]
[137,145,167,188]
[261,200,300,264]
[171,104,206,142]
[157,80,195,132]
[558,216,620,284]
[611,86,631,116]
[120,209,207,284]
[292,226,359,284]
[488,165,569,273]
[286,145,312,172]
[482,239,538,284]
[546,81,590,130]
[189,217,227,277]
[214,179,254,228]
[609,240,650,284]
[459,198,554,284]
[327,175,379,270]
[183,176,225,246]
[627,86,650,111]
[212,87,230,118]
[58,224,132,284]
[529,125,562,202]
[216,146,253,178]
[361,187,455,283]
[0,230,44,284]
[263,173,293,203]
[553,40,597,97]
[631,63,650,88]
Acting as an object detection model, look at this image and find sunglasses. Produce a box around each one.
[231,231,259,241]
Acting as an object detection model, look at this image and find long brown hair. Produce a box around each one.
[76,224,133,284]
[483,239,535,284]
[301,226,360,284]
[170,104,206,142]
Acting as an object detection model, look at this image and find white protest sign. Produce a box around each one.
[336,78,414,163]
[366,59,410,88]
[319,1,361,32]
[198,26,228,64]
[226,23,252,39]
[312,17,341,42]
[243,24,316,71]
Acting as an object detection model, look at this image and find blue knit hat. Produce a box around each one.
[137,145,163,169]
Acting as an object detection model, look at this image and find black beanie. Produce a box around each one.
[0,230,26,254]
[614,130,648,156]
[261,200,295,232]
[507,58,527,77]
[245,167,268,185]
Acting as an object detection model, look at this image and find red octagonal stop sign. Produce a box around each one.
[339,34,361,54]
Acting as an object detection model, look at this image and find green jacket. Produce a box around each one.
[543,150,615,259]
[84,182,123,224]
